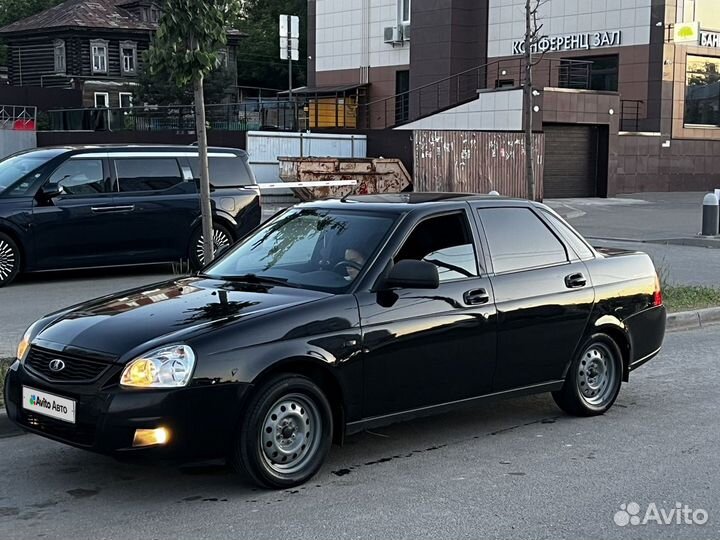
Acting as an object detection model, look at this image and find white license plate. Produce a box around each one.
[22,386,76,424]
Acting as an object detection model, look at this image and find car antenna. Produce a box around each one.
[340,180,362,202]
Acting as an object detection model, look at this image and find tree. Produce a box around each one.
[234,0,307,90]
[0,0,64,64]
[134,61,234,106]
[147,0,241,265]
[522,0,546,201]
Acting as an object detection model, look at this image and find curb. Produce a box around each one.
[0,410,23,439]
[666,306,720,332]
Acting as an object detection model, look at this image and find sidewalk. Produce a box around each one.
[546,192,720,288]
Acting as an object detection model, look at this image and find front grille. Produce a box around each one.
[22,412,96,447]
[25,346,111,383]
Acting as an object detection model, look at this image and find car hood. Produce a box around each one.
[32,276,330,360]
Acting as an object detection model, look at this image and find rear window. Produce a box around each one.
[188,154,253,186]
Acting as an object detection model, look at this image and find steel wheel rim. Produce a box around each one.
[0,239,16,281]
[576,343,617,406]
[195,228,231,265]
[260,393,322,475]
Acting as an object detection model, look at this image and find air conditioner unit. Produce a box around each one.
[401,24,410,41]
[384,25,402,43]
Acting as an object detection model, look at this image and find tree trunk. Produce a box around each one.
[524,0,535,201]
[194,75,214,265]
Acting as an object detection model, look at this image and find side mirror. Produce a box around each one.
[384,259,439,290]
[39,182,61,199]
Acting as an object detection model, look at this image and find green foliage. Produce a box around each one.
[0,0,65,64]
[134,56,234,106]
[146,0,241,87]
[235,0,307,90]
[663,286,720,313]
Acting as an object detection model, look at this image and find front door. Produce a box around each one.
[32,156,124,269]
[474,205,595,391]
[357,209,497,419]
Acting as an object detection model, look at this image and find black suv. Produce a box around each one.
[0,145,261,286]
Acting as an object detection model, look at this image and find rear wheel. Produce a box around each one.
[189,223,233,270]
[552,334,623,416]
[230,375,333,489]
[0,232,20,287]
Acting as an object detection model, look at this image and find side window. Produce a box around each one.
[188,155,252,186]
[479,207,568,273]
[395,212,479,282]
[540,209,595,260]
[114,158,184,192]
[48,159,107,195]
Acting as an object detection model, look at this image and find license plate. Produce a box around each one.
[22,386,76,424]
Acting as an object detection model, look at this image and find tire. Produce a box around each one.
[552,333,623,417]
[188,223,233,270]
[230,374,333,489]
[0,232,21,288]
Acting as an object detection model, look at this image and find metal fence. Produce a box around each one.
[0,105,37,131]
[47,101,297,132]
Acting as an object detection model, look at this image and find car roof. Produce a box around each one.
[298,192,539,213]
[27,144,248,156]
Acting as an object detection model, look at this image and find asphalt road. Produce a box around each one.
[0,326,717,540]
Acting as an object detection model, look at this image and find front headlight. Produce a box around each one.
[120,345,196,389]
[17,321,42,362]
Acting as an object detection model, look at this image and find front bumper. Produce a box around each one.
[4,361,250,459]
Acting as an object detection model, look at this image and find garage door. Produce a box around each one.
[543,124,599,198]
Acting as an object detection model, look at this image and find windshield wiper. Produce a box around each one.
[206,273,295,288]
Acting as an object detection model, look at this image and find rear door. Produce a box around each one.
[110,154,199,262]
[473,204,595,391]
[32,155,123,268]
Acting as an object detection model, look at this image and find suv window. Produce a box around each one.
[49,158,107,195]
[188,155,252,186]
[114,158,183,192]
[540,209,595,260]
[396,212,479,281]
[479,207,568,273]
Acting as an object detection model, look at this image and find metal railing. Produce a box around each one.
[358,57,593,129]
[47,101,298,132]
[620,100,644,131]
[0,105,37,130]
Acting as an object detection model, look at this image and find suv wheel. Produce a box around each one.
[0,232,20,287]
[189,223,233,269]
[230,375,333,489]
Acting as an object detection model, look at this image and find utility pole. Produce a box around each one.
[523,0,535,201]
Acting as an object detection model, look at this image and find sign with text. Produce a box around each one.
[700,29,720,48]
[512,30,622,55]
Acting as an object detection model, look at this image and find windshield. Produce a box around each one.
[0,151,58,195]
[204,208,397,292]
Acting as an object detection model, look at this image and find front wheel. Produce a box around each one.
[188,223,233,270]
[0,232,21,287]
[230,375,333,489]
[552,334,623,416]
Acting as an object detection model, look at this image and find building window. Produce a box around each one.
[94,92,109,108]
[120,41,137,75]
[399,0,410,24]
[560,55,618,91]
[91,40,108,74]
[685,55,720,126]
[216,48,228,68]
[53,40,66,73]
[119,92,133,109]
[395,70,409,123]
[680,0,720,31]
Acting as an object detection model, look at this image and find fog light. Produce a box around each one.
[132,427,170,447]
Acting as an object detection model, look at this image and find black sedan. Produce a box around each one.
[4,193,666,488]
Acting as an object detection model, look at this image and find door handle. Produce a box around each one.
[564,272,587,288]
[91,205,135,214]
[463,288,490,305]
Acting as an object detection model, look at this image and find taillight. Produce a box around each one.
[652,274,663,307]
